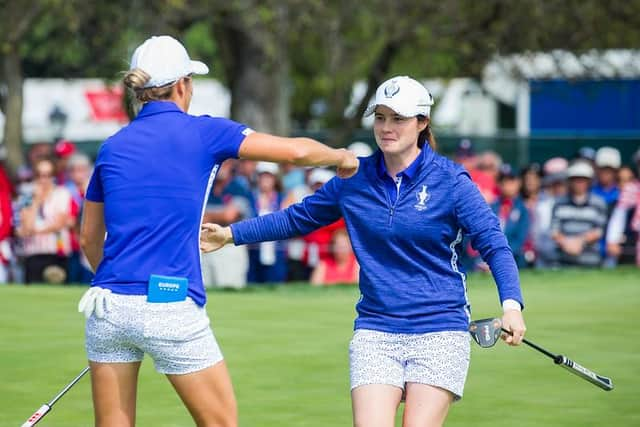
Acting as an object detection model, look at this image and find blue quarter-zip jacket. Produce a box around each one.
[231,146,523,333]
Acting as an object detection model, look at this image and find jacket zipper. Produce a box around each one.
[388,177,402,226]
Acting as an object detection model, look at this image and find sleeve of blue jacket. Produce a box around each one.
[454,172,524,308]
[231,177,343,244]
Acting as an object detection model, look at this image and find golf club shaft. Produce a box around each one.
[501,328,557,360]
[21,367,90,427]
[501,328,613,391]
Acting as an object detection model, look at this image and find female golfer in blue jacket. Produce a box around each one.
[78,35,358,427]
[202,76,526,427]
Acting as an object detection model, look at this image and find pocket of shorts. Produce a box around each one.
[349,329,390,349]
[144,301,211,341]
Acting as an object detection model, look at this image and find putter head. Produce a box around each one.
[469,317,502,348]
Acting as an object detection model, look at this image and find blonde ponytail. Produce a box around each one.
[123,68,174,102]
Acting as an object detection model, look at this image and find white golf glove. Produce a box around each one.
[78,287,112,319]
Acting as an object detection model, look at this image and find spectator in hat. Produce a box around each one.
[606,149,640,266]
[550,161,607,267]
[54,139,77,185]
[592,146,621,212]
[248,162,287,283]
[533,157,568,268]
[592,147,621,266]
[491,165,529,268]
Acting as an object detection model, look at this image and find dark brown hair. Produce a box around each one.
[417,115,437,151]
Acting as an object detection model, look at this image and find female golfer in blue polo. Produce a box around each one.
[202,76,526,427]
[78,35,358,427]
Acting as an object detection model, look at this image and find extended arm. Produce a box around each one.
[239,132,358,178]
[201,177,343,252]
[454,172,526,344]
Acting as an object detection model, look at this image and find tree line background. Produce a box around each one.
[1,0,639,173]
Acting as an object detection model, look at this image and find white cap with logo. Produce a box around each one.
[130,35,209,88]
[364,76,434,118]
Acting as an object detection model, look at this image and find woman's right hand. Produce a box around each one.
[337,149,359,179]
[200,223,233,252]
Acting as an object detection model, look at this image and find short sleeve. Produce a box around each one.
[86,166,104,202]
[197,116,253,160]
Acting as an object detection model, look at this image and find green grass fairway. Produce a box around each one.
[1,268,638,426]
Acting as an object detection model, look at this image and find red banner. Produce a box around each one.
[85,87,128,122]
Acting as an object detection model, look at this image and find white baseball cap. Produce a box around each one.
[595,146,621,169]
[308,168,335,185]
[364,76,434,118]
[567,161,594,179]
[256,162,279,175]
[130,35,209,88]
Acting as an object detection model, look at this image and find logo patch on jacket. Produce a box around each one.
[414,185,430,211]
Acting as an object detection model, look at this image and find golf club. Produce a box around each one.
[21,366,90,427]
[469,318,613,391]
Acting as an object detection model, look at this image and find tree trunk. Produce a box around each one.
[227,30,290,136]
[2,49,24,174]
[213,4,291,136]
[326,41,399,147]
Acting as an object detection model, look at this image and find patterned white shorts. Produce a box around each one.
[349,329,470,400]
[85,294,223,375]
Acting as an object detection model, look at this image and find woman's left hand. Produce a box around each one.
[501,310,526,346]
[200,223,233,253]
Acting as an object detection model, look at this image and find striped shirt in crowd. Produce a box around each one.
[550,194,607,266]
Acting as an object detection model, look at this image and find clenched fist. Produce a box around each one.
[336,149,359,179]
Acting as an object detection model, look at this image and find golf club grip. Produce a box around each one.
[20,404,50,427]
[555,356,614,391]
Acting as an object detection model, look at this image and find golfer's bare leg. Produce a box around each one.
[402,383,453,427]
[167,360,237,427]
[352,384,403,427]
[90,361,141,427]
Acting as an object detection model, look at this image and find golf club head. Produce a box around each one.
[469,317,502,348]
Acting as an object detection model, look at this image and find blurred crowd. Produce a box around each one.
[2,140,94,285]
[0,138,638,287]
[455,141,640,272]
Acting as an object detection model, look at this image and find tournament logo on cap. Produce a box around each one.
[384,80,400,98]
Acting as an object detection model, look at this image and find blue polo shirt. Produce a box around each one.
[86,101,250,306]
[377,148,423,205]
[231,147,523,333]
